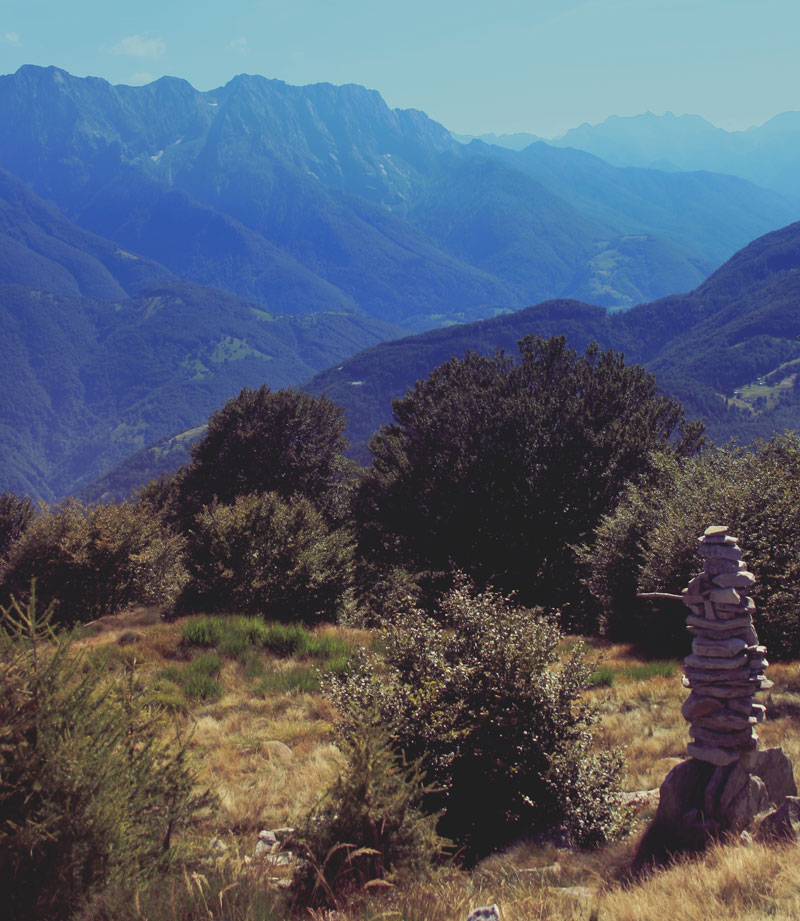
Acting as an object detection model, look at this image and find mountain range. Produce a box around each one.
[2,65,800,501]
[463,111,800,202]
[301,219,800,455]
[1,65,796,325]
[0,276,401,500]
[87,219,800,501]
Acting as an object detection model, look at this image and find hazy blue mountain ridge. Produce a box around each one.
[1,65,797,326]
[0,168,174,297]
[550,111,800,200]
[302,220,800,454]
[79,220,800,501]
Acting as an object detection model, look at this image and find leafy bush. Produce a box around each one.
[290,713,444,909]
[0,499,187,627]
[0,490,34,563]
[328,578,629,859]
[583,435,800,658]
[184,491,355,623]
[0,587,206,921]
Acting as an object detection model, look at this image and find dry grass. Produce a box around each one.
[72,613,800,921]
[73,610,347,838]
[598,840,800,921]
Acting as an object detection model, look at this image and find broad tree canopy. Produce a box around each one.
[358,335,703,607]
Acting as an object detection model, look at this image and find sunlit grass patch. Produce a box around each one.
[256,665,321,695]
[597,839,800,921]
[618,660,676,681]
[156,652,223,705]
[60,613,800,920]
[589,666,615,688]
[180,615,358,666]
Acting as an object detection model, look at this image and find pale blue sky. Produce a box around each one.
[1,0,798,138]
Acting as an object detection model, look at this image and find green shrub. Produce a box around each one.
[184,491,355,623]
[0,587,206,921]
[583,435,800,658]
[327,578,629,860]
[0,490,34,564]
[290,712,444,909]
[1,499,187,627]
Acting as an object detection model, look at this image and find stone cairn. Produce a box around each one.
[681,524,771,766]
[640,525,800,856]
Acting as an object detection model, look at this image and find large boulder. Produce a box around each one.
[655,758,716,827]
[741,748,797,806]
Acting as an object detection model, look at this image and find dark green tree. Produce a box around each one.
[176,386,348,525]
[357,335,702,609]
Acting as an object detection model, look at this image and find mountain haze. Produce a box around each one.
[86,219,800,501]
[0,168,174,297]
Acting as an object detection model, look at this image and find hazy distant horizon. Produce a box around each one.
[3,0,799,138]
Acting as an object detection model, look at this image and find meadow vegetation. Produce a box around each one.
[2,339,800,919]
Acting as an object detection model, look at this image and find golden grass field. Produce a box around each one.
[76,608,800,921]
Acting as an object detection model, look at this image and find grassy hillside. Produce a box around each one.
[61,607,800,921]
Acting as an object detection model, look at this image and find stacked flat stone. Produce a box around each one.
[680,525,772,767]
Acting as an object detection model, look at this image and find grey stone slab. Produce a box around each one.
[692,636,747,657]
[687,742,740,766]
[684,653,748,670]
[713,571,756,589]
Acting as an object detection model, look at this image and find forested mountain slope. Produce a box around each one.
[303,220,800,453]
[0,280,402,500]
[89,219,800,501]
[0,168,173,297]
